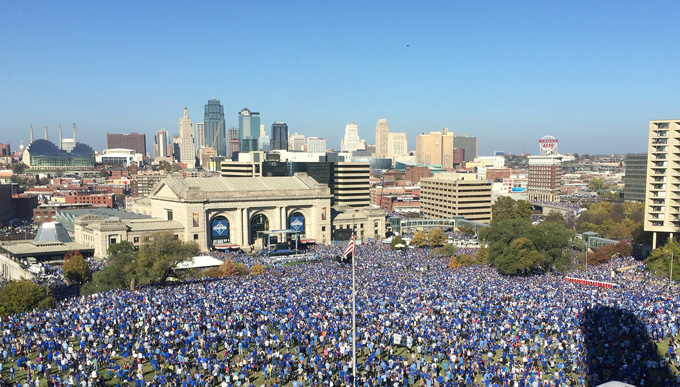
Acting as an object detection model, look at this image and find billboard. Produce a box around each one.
[290,215,305,233]
[211,219,229,239]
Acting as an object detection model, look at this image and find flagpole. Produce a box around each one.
[352,213,356,387]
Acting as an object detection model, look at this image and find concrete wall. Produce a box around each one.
[0,254,35,281]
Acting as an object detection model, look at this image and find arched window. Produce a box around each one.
[289,212,305,238]
[250,214,269,245]
[211,216,230,246]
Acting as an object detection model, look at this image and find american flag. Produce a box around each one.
[343,232,355,259]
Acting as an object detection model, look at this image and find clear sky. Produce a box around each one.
[2,1,679,156]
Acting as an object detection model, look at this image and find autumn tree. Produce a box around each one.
[250,263,265,275]
[427,228,446,247]
[0,280,53,317]
[63,250,90,284]
[410,230,428,247]
[476,245,489,265]
[448,257,461,269]
[81,241,137,295]
[437,244,457,257]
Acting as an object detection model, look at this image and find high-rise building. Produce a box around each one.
[154,129,169,158]
[644,120,680,248]
[195,122,205,153]
[204,99,226,156]
[527,136,563,202]
[258,136,271,152]
[416,128,455,168]
[623,153,648,203]
[453,134,478,162]
[288,133,306,151]
[387,132,408,161]
[172,136,181,162]
[375,119,390,158]
[178,108,195,166]
[271,121,289,151]
[341,121,360,152]
[227,127,240,158]
[307,137,326,153]
[107,132,147,157]
[238,108,261,150]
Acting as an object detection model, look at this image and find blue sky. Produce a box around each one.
[2,1,679,156]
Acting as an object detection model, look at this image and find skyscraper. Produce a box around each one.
[179,108,195,166]
[375,119,390,158]
[453,134,478,162]
[195,122,205,153]
[307,137,326,153]
[271,121,289,151]
[387,132,408,161]
[204,99,226,156]
[288,133,306,151]
[416,128,455,168]
[154,129,169,158]
[341,121,360,152]
[238,108,261,151]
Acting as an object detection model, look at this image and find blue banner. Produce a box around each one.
[290,215,305,233]
[211,219,229,238]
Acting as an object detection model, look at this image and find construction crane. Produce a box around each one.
[210,119,223,150]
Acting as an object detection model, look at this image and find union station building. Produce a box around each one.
[131,173,332,251]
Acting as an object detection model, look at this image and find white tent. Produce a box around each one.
[175,255,223,270]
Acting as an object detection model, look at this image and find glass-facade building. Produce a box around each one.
[24,139,95,170]
[238,108,260,151]
[204,99,226,156]
[271,121,288,150]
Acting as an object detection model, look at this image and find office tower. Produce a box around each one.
[288,133,306,151]
[644,120,680,248]
[375,119,390,158]
[178,107,195,166]
[107,132,147,156]
[238,108,261,149]
[271,121,289,151]
[172,136,180,162]
[154,129,169,158]
[387,133,408,161]
[420,173,492,223]
[623,153,648,202]
[195,122,205,152]
[260,124,266,138]
[453,134,478,162]
[341,121,360,152]
[416,128,455,168]
[204,99,226,156]
[307,137,326,153]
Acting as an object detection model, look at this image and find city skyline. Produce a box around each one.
[2,2,680,156]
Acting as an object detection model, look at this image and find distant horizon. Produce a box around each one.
[3,1,678,156]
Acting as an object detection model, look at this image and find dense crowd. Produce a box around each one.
[0,243,679,387]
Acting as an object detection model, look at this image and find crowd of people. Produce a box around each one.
[0,243,679,387]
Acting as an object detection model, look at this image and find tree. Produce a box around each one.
[448,257,461,269]
[0,280,53,317]
[492,197,533,222]
[12,162,26,175]
[437,244,457,257]
[410,230,427,247]
[134,232,199,284]
[457,254,478,266]
[587,177,608,190]
[427,228,446,247]
[476,245,489,265]
[251,263,265,275]
[590,242,633,266]
[543,211,564,224]
[63,250,90,284]
[645,239,680,282]
[457,225,476,237]
[494,237,545,275]
[81,241,137,295]
[114,194,126,208]
[390,235,406,250]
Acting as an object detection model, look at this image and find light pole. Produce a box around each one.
[351,213,356,387]
[670,251,674,286]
